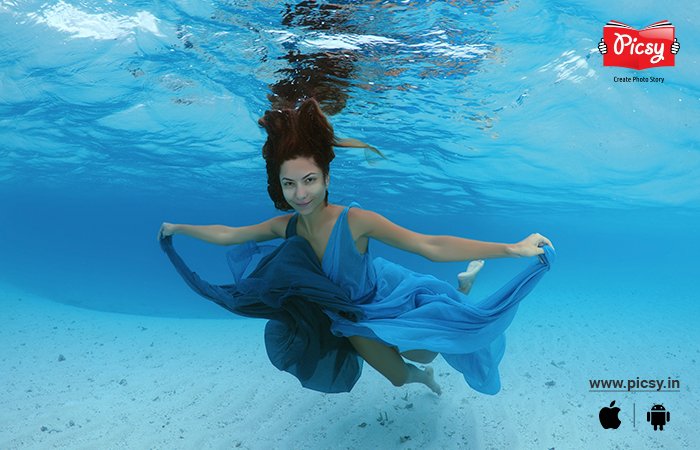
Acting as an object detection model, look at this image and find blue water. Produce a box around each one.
[1,0,699,446]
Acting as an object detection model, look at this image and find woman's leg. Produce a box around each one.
[401,349,438,364]
[348,335,441,395]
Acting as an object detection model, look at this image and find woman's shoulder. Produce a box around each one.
[270,213,295,238]
[347,205,379,220]
[347,206,383,237]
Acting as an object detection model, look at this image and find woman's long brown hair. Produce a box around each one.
[260,98,386,211]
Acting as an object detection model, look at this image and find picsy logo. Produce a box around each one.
[598,20,680,70]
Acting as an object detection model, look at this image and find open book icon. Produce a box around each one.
[602,21,675,70]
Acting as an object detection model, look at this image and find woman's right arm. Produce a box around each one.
[158,215,290,246]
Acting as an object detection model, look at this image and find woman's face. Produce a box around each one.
[279,157,329,215]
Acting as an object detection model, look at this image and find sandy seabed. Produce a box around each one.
[1,274,697,450]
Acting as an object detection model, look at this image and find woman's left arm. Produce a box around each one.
[352,209,553,262]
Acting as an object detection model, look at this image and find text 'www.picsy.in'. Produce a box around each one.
[589,378,680,392]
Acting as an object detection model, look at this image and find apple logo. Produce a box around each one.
[599,401,621,429]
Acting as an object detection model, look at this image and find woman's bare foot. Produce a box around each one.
[406,364,442,395]
[423,366,442,396]
[457,260,484,295]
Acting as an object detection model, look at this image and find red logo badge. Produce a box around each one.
[598,20,680,70]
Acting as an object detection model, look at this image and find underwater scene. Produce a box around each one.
[1,0,698,448]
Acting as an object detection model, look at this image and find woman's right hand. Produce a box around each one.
[510,233,554,258]
[158,222,179,242]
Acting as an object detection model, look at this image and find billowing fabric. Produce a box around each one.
[161,202,554,395]
[160,234,363,393]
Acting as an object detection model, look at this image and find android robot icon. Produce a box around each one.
[647,404,670,430]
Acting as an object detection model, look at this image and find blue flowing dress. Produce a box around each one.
[160,202,554,395]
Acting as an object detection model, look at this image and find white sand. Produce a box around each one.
[1,277,696,449]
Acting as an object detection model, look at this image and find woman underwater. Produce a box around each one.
[158,98,554,396]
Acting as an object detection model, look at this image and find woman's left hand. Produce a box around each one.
[511,233,554,258]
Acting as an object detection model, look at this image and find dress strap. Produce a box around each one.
[345,201,362,212]
[337,202,361,234]
[285,213,299,239]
